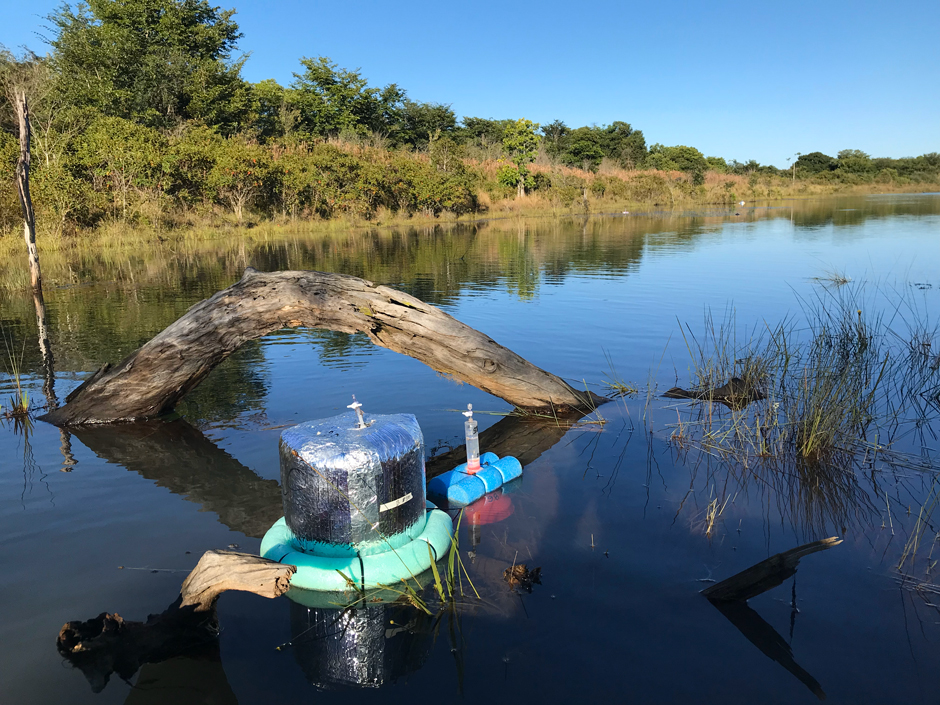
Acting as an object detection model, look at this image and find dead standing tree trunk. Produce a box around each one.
[14,90,42,292]
[42,268,606,426]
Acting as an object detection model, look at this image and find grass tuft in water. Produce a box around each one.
[654,282,940,544]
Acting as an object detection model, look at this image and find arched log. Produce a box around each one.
[42,268,606,426]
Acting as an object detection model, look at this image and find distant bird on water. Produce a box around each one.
[738,200,745,206]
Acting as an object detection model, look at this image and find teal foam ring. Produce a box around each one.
[492,456,523,483]
[475,465,504,492]
[444,474,487,506]
[261,501,454,592]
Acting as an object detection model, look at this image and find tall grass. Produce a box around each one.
[662,282,939,541]
[1,327,30,419]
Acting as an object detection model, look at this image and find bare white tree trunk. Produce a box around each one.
[14,91,42,291]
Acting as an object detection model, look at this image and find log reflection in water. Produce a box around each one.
[703,538,841,700]
[71,419,283,538]
[71,411,577,539]
[710,599,826,700]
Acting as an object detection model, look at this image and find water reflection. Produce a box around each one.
[124,647,238,705]
[288,601,433,689]
[4,197,940,703]
[71,419,282,537]
[710,599,825,700]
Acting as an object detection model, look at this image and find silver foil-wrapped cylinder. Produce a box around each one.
[280,411,427,556]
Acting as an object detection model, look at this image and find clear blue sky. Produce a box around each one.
[3,0,938,167]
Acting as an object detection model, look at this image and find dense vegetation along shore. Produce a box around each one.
[2,0,938,242]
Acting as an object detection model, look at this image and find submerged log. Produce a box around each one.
[57,551,295,692]
[701,537,841,602]
[663,376,764,410]
[42,268,605,426]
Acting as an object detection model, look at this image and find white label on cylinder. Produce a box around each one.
[380,492,413,512]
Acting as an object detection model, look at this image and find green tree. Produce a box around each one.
[541,119,570,157]
[795,151,836,174]
[397,100,456,148]
[705,156,728,173]
[248,79,299,141]
[502,118,540,197]
[457,117,513,152]
[47,0,251,133]
[645,144,706,174]
[75,115,167,220]
[598,121,647,168]
[290,56,404,138]
[206,135,270,222]
[836,149,874,175]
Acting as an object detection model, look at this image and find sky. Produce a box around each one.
[2,0,938,168]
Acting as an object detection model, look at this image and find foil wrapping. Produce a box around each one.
[289,602,431,689]
[280,411,427,555]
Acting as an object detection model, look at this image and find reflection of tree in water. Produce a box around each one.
[175,339,269,424]
[309,330,373,370]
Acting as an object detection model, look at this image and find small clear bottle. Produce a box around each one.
[463,404,481,474]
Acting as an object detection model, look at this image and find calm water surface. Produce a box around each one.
[1,195,939,704]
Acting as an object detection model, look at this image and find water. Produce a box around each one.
[1,195,939,703]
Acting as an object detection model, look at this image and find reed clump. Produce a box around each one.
[666,282,939,475]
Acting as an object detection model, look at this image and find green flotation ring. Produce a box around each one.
[261,502,454,592]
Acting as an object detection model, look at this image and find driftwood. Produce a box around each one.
[663,376,764,410]
[701,536,841,602]
[180,550,294,610]
[57,550,295,692]
[42,268,605,426]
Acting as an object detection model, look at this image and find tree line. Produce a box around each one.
[1,0,938,235]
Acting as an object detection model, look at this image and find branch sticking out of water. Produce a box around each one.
[702,537,842,602]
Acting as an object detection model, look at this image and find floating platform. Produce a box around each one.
[427,452,523,506]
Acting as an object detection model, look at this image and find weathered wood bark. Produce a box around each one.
[43,268,606,425]
[14,90,42,292]
[701,537,841,602]
[180,550,294,611]
[57,550,295,692]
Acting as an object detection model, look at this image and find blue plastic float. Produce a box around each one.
[427,452,523,506]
